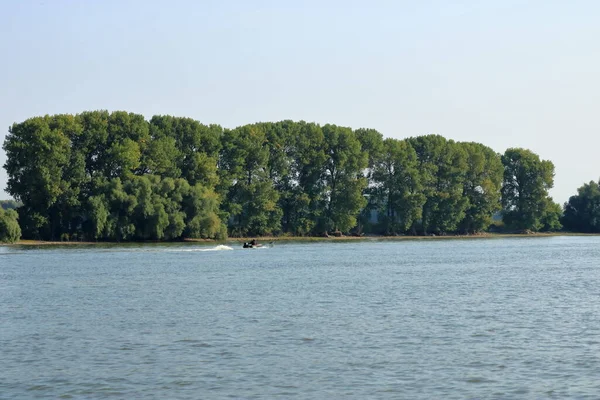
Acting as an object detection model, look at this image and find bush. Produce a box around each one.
[0,208,21,243]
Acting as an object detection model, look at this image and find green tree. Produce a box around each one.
[282,122,328,235]
[83,175,226,241]
[540,197,563,232]
[4,111,568,241]
[408,135,468,234]
[124,175,171,240]
[459,142,503,233]
[86,194,109,240]
[355,128,384,171]
[103,111,149,178]
[321,124,368,233]
[501,148,557,232]
[263,121,295,185]
[76,110,110,177]
[101,177,137,241]
[49,115,90,240]
[219,124,281,236]
[262,121,300,234]
[149,116,221,187]
[562,180,600,232]
[371,138,425,234]
[183,183,227,240]
[354,128,385,234]
[0,208,21,243]
[3,111,230,242]
[139,135,181,178]
[3,116,74,239]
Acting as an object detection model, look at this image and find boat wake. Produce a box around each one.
[177,245,234,252]
[206,245,234,251]
[162,245,234,252]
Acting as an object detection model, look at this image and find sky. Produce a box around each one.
[1,0,599,204]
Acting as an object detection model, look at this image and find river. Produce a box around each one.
[1,236,599,399]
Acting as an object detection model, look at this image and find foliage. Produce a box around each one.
[321,125,368,233]
[371,138,424,234]
[355,128,384,171]
[3,112,226,241]
[562,180,600,232]
[540,197,563,232]
[459,142,503,233]
[2,112,583,240]
[0,208,21,243]
[219,124,281,236]
[501,148,559,232]
[408,135,468,234]
[148,116,221,186]
[283,122,327,235]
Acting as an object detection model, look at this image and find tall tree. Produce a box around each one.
[282,122,328,235]
[262,121,301,234]
[4,111,572,240]
[354,128,384,233]
[459,142,503,233]
[562,180,600,233]
[149,116,221,186]
[321,124,368,233]
[183,182,227,240]
[408,135,468,234]
[219,124,281,236]
[371,138,425,234]
[354,128,384,171]
[501,148,557,231]
[3,116,74,239]
[103,111,149,178]
[140,134,181,178]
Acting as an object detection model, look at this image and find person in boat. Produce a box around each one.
[243,239,259,248]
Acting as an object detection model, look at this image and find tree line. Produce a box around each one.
[0,110,594,243]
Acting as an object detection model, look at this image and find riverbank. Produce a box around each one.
[3,232,594,246]
[217,231,598,244]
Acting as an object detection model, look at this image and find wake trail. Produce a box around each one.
[168,245,234,252]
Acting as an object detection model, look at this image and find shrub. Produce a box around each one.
[0,208,21,243]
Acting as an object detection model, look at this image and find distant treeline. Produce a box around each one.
[0,111,595,243]
[0,200,21,210]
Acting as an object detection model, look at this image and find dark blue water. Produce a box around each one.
[2,237,600,399]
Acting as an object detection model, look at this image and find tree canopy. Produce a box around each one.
[0,207,21,243]
[2,111,571,241]
[562,180,600,233]
[501,148,562,232]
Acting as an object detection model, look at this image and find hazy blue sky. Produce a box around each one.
[1,0,599,203]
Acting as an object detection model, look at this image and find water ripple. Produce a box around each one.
[2,237,600,398]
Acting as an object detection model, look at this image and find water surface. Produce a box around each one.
[2,237,600,399]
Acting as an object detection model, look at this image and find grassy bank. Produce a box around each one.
[192,231,598,244]
[3,232,598,246]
